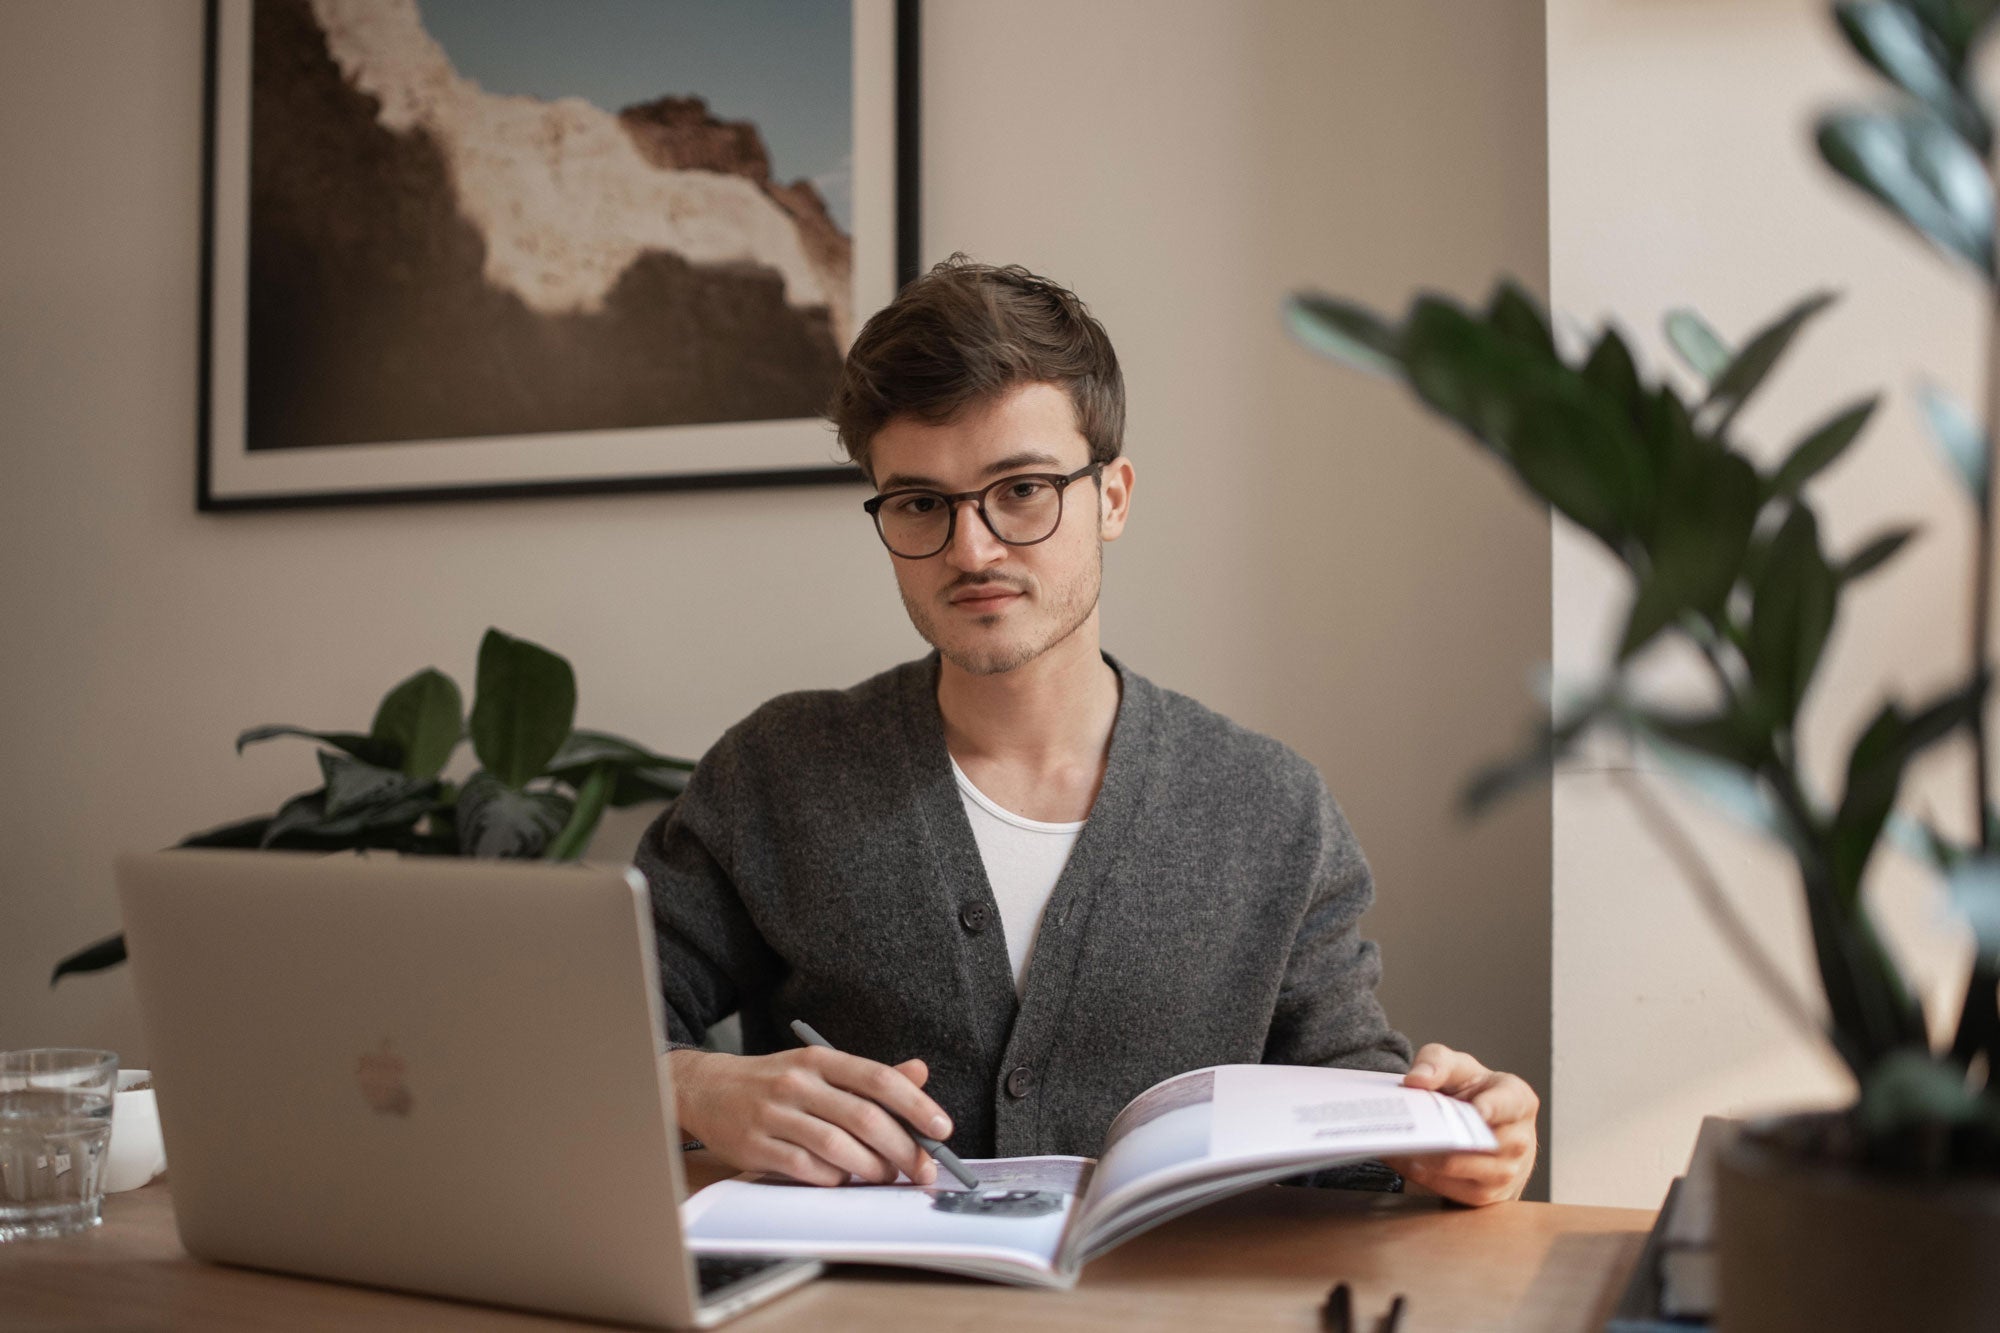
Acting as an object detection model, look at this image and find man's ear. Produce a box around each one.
[1099,456,1134,541]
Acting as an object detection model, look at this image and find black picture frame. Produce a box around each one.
[197,0,920,512]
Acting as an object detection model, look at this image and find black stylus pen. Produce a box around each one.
[788,1019,981,1189]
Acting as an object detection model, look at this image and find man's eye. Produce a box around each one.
[890,494,942,516]
[1004,480,1050,501]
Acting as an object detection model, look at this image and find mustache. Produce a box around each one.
[945,575,1028,600]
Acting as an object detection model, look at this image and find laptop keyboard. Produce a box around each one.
[696,1253,788,1297]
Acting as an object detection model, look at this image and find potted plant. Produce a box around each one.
[1285,1,1999,1326]
[53,627,692,983]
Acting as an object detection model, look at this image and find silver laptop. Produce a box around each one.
[115,849,820,1328]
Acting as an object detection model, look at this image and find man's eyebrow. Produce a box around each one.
[876,452,1068,492]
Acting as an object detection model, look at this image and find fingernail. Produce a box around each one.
[930,1115,951,1137]
[1411,1063,1436,1080]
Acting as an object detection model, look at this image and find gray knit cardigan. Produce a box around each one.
[633,653,1413,1161]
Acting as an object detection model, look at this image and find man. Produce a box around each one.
[637,257,1538,1207]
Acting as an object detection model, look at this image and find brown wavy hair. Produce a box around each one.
[829,254,1124,480]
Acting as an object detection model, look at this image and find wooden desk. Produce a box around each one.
[3,1156,1652,1331]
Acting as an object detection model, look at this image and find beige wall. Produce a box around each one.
[0,0,1549,1192]
[1547,0,1983,1206]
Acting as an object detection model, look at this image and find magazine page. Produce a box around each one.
[1068,1064,1495,1263]
[1207,1064,1493,1159]
[1077,1068,1221,1222]
[682,1156,1095,1289]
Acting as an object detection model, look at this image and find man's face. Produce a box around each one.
[868,382,1130,677]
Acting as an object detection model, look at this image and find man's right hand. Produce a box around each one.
[667,1046,951,1187]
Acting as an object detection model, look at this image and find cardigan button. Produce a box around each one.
[1005,1065,1034,1099]
[959,903,989,933]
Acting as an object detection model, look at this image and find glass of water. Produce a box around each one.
[0,1049,118,1241]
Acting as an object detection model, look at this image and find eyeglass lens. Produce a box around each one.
[877,476,1066,558]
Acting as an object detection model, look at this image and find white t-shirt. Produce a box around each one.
[949,755,1084,995]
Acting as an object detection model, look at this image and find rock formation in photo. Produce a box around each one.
[245,0,849,452]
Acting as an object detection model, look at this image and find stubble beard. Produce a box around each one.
[903,543,1104,677]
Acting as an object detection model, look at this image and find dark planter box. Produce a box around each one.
[1717,1114,2000,1333]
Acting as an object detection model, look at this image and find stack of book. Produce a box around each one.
[1606,1116,1739,1332]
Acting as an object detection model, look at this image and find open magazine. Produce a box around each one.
[682,1063,1496,1289]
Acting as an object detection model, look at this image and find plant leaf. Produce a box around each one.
[547,729,697,807]
[1664,309,1733,383]
[1391,293,1655,550]
[370,668,463,779]
[1888,804,1968,868]
[606,765,693,807]
[1284,293,1402,377]
[457,771,573,858]
[1769,396,1878,497]
[1485,281,1557,356]
[1634,385,1702,504]
[1635,706,1764,770]
[1461,701,1605,814]
[176,814,276,848]
[546,764,614,862]
[50,933,127,986]
[1839,525,1920,581]
[1506,391,1653,546]
[1835,2,1991,150]
[259,785,436,851]
[1581,327,1647,422]
[1701,292,1839,435]
[1619,449,1762,661]
[1833,679,1989,902]
[1817,106,1996,277]
[318,750,433,820]
[547,728,693,776]
[1858,1047,1986,1138]
[1917,382,1991,501]
[1946,855,2000,960]
[1618,569,1686,662]
[1399,296,1524,447]
[1902,0,2000,69]
[469,629,578,789]
[1799,866,1928,1071]
[260,790,330,848]
[235,725,400,769]
[1885,810,1971,870]
[1638,728,1782,836]
[1747,505,1840,723]
[1657,450,1763,610]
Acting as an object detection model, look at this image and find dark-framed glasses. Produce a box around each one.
[864,462,1103,559]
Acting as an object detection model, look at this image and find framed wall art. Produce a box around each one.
[197,0,919,510]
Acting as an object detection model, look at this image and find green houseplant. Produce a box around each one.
[52,627,692,983]
[1286,1,1999,1327]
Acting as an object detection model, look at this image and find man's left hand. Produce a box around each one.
[1380,1042,1538,1207]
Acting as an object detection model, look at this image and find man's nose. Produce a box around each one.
[943,498,1006,569]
